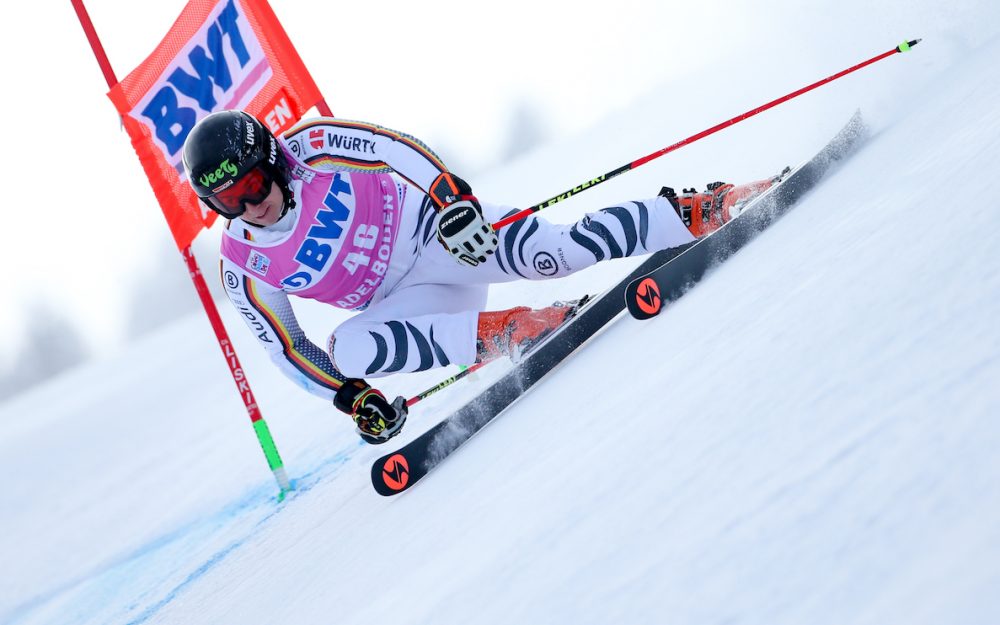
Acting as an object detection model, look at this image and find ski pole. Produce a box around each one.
[492,39,921,231]
[406,362,488,407]
[71,0,293,500]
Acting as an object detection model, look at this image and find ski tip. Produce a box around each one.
[898,38,922,52]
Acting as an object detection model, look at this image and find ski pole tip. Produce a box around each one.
[898,38,922,52]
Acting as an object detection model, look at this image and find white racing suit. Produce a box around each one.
[220,117,695,401]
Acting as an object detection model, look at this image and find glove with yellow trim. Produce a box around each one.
[334,379,408,445]
[429,172,498,267]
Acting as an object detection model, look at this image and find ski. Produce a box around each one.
[371,110,866,496]
[370,245,687,495]
[626,110,867,319]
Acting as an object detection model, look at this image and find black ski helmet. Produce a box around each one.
[182,110,294,219]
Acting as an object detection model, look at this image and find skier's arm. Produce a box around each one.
[283,118,498,265]
[219,258,347,401]
[282,118,449,193]
[219,258,409,443]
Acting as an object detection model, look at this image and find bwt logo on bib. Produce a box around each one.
[281,174,354,291]
[133,0,273,164]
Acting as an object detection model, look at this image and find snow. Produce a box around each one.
[3,13,1000,625]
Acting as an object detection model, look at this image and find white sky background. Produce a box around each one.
[0,0,743,363]
[0,0,994,365]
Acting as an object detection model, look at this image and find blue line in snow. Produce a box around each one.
[4,445,360,625]
[125,447,357,625]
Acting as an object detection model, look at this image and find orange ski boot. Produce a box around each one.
[660,170,787,238]
[476,300,584,363]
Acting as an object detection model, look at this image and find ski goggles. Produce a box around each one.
[204,166,273,219]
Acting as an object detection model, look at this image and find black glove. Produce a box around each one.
[334,379,408,445]
[429,172,498,267]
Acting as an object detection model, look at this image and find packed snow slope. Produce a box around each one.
[3,19,1000,625]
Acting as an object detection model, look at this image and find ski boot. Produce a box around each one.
[660,169,789,238]
[476,297,588,364]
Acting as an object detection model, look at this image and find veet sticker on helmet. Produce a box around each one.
[184,111,292,219]
[199,159,239,189]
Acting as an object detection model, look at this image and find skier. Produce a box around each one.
[182,110,775,444]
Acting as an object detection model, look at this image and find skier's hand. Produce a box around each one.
[334,379,408,445]
[429,172,498,267]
